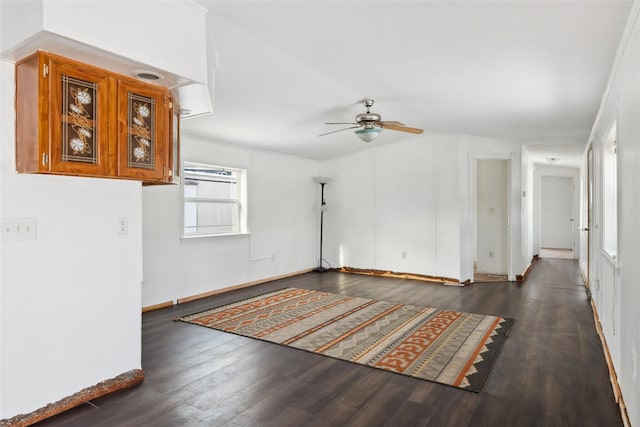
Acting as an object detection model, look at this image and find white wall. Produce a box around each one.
[44,1,207,83]
[581,3,640,425]
[1,0,207,84]
[141,136,318,307]
[1,1,212,117]
[320,137,454,278]
[320,133,525,283]
[0,61,142,418]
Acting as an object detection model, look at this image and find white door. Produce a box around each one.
[540,176,573,249]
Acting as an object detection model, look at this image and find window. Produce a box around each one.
[602,123,617,259]
[182,162,247,237]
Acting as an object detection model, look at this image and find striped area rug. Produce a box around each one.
[178,287,514,392]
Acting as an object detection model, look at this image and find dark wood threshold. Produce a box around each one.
[1,369,144,427]
[336,266,469,286]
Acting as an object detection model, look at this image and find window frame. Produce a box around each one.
[181,161,248,239]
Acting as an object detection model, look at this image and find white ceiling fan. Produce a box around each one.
[319,98,424,142]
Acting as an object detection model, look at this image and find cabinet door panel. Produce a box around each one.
[117,80,167,181]
[48,58,111,176]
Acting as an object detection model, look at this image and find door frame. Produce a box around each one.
[538,174,576,254]
[534,166,579,259]
[470,152,514,282]
[584,144,594,294]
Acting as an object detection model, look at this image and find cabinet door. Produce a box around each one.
[48,56,111,176]
[117,80,168,181]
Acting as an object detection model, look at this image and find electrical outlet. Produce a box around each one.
[489,251,495,258]
[402,251,407,259]
[1,218,37,241]
[117,217,128,235]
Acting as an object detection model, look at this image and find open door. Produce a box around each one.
[584,146,594,296]
[474,158,510,282]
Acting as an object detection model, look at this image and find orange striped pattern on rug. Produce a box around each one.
[179,287,513,392]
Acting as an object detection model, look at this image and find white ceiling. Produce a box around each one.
[185,0,632,167]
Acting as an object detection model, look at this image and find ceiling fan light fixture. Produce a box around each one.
[355,127,382,143]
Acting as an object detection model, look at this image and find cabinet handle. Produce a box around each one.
[43,64,49,78]
[42,153,49,165]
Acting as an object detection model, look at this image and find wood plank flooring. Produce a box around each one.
[36,259,623,426]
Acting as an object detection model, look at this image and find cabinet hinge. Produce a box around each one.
[169,100,173,109]
[43,64,49,78]
[42,153,49,165]
[168,168,173,178]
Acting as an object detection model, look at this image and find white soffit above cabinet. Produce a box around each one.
[0,0,213,117]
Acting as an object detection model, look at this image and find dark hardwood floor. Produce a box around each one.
[37,259,623,426]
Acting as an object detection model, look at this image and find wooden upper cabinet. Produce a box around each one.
[15,51,177,184]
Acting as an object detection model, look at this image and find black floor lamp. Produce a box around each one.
[313,177,331,273]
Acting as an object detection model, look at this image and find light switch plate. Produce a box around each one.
[117,217,128,235]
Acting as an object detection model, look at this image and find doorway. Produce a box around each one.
[474,158,509,282]
[584,146,593,291]
[540,176,575,258]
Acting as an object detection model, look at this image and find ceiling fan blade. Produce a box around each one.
[324,122,358,125]
[381,124,424,134]
[379,120,405,126]
[319,125,361,137]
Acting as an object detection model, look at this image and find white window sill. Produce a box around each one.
[602,249,617,267]
[182,232,251,240]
